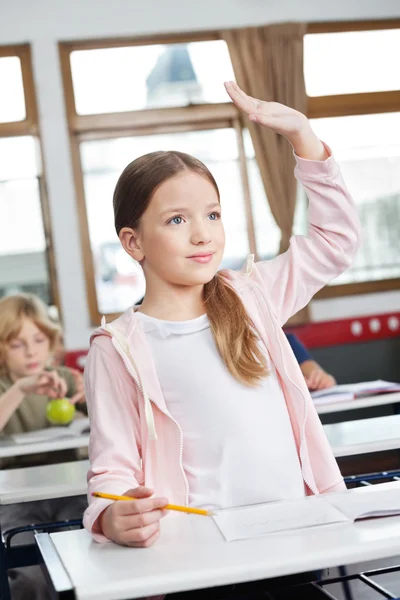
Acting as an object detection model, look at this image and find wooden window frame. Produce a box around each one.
[61,21,400,324]
[0,45,60,309]
[59,34,259,325]
[305,19,400,300]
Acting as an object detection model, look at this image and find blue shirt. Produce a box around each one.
[285,333,312,365]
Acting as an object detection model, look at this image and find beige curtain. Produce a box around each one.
[223,23,307,254]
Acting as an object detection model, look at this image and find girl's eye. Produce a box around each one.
[208,211,221,221]
[35,337,46,344]
[169,216,184,225]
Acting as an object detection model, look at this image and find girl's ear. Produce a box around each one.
[119,227,144,262]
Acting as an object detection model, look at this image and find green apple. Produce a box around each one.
[46,398,76,425]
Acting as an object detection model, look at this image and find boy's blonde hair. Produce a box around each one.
[0,294,60,376]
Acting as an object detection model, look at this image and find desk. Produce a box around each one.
[316,392,400,415]
[325,414,400,457]
[0,460,88,505]
[0,434,89,459]
[36,482,400,600]
[0,460,88,600]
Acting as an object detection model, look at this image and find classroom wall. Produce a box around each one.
[1,0,400,349]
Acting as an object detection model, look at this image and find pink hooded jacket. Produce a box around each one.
[83,147,361,547]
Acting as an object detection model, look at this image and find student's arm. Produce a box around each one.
[0,372,68,432]
[299,360,336,391]
[256,148,361,326]
[0,382,26,431]
[83,336,145,543]
[225,82,361,326]
[285,333,336,390]
[285,333,312,364]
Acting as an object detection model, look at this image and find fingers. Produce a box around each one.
[319,373,337,390]
[123,522,161,548]
[306,369,323,391]
[41,371,68,398]
[118,495,168,517]
[69,391,85,405]
[126,508,167,529]
[224,81,259,114]
[124,486,154,499]
[307,369,336,391]
[70,368,84,391]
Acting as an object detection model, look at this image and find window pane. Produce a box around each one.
[0,136,40,179]
[81,128,249,314]
[0,137,51,303]
[0,56,26,122]
[310,112,400,284]
[304,29,400,96]
[71,41,234,115]
[243,130,305,259]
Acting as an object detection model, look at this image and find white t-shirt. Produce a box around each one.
[136,312,306,510]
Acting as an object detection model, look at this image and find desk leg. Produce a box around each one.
[338,565,354,600]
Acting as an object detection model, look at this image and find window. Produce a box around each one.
[304,21,400,298]
[61,35,286,323]
[0,46,57,305]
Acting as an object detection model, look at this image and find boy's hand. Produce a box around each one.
[16,371,68,398]
[224,81,327,160]
[68,368,86,405]
[306,367,336,391]
[100,486,168,547]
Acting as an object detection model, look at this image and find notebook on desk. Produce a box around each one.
[311,380,400,405]
[10,417,90,444]
[213,485,400,541]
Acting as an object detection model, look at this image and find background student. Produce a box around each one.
[0,293,88,600]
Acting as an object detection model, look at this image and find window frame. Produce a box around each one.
[0,44,60,309]
[59,33,259,325]
[305,19,400,299]
[61,21,400,325]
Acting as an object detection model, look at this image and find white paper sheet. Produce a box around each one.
[213,496,349,542]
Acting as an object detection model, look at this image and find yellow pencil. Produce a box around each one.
[92,491,214,516]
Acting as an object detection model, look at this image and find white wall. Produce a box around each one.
[1,0,400,348]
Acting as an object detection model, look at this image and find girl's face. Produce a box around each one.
[4,318,50,381]
[131,171,225,288]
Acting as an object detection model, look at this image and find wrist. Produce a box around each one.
[99,505,112,538]
[289,121,327,161]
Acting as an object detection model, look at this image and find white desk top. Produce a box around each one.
[325,414,400,457]
[0,433,89,459]
[39,482,400,600]
[0,460,88,505]
[316,391,400,415]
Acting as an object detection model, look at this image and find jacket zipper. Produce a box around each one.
[248,284,317,495]
[110,337,190,506]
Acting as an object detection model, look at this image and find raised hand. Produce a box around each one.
[224,81,327,161]
[224,81,308,139]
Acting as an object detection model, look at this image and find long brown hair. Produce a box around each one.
[113,151,268,386]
